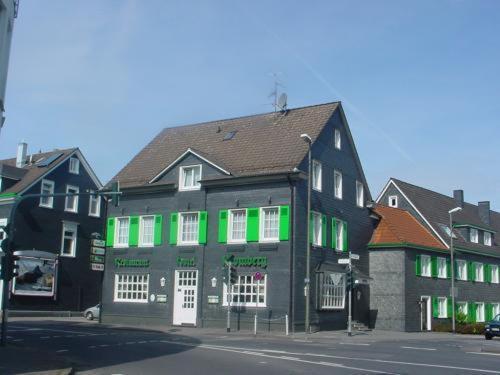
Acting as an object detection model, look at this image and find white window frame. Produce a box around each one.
[312,160,322,192]
[88,191,101,217]
[475,262,484,282]
[320,272,346,310]
[493,303,500,317]
[438,297,448,318]
[228,209,247,244]
[114,217,130,248]
[335,219,344,252]
[64,185,79,213]
[223,274,267,308]
[456,259,467,281]
[457,301,468,316]
[470,228,479,243]
[259,206,280,243]
[39,179,55,209]
[0,218,7,247]
[69,157,80,174]
[476,302,485,322]
[178,211,200,245]
[139,215,155,247]
[388,195,398,208]
[484,232,492,246]
[179,165,202,191]
[60,221,77,257]
[312,212,322,247]
[334,170,342,199]
[437,257,447,279]
[114,274,149,303]
[356,181,364,207]
[491,265,499,284]
[421,255,431,277]
[334,129,341,150]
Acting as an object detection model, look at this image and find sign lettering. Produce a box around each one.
[114,258,150,268]
[176,257,196,267]
[222,255,267,268]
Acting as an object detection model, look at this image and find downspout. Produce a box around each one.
[288,175,296,334]
[199,186,208,327]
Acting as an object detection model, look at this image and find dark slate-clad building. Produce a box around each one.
[0,143,104,311]
[101,102,376,332]
[370,178,500,331]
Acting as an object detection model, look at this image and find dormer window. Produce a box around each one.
[388,195,398,208]
[470,228,479,243]
[179,165,201,191]
[484,232,492,246]
[69,157,80,174]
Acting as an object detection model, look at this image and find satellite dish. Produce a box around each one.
[277,93,287,111]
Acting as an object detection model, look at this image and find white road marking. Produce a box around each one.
[89,346,96,349]
[138,341,147,344]
[126,342,136,345]
[401,346,436,351]
[40,336,50,339]
[293,339,309,342]
[12,339,23,342]
[56,349,68,353]
[467,352,500,357]
[99,344,109,347]
[339,342,371,346]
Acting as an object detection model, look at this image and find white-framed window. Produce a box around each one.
[457,302,468,315]
[114,274,149,303]
[260,207,279,243]
[228,209,246,243]
[223,274,266,307]
[438,297,448,318]
[64,185,79,213]
[334,129,341,150]
[491,265,499,284]
[114,217,130,247]
[69,157,80,174]
[456,259,467,281]
[470,228,478,243]
[320,272,346,309]
[88,191,100,217]
[60,222,77,257]
[475,262,484,282]
[179,165,201,191]
[388,195,398,208]
[356,181,364,207]
[312,160,322,192]
[39,179,55,208]
[179,212,199,245]
[139,215,155,247]
[484,232,492,246]
[421,255,431,277]
[437,257,447,279]
[0,218,7,247]
[312,212,322,246]
[334,170,342,199]
[335,219,345,252]
[493,303,500,317]
[476,302,485,322]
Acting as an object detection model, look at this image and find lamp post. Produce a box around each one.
[300,133,312,334]
[448,206,462,334]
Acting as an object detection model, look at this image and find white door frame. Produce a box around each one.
[421,295,431,331]
[173,269,198,326]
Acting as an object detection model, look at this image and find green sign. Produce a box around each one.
[114,258,150,268]
[222,255,267,268]
[176,257,196,267]
[90,255,105,264]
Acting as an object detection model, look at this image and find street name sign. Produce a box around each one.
[349,253,360,260]
[91,247,105,255]
[92,239,106,247]
[338,258,350,265]
[91,263,104,271]
[90,255,105,264]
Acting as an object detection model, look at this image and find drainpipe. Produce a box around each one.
[288,175,296,334]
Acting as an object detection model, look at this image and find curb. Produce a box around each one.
[21,368,74,375]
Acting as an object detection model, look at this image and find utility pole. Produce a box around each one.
[347,255,352,337]
[449,206,462,334]
[226,261,231,333]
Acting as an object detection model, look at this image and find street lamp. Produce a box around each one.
[300,133,312,334]
[448,206,462,334]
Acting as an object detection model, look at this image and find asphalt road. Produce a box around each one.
[2,318,500,375]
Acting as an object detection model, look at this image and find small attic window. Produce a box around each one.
[223,131,237,141]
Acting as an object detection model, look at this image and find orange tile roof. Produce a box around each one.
[369,205,447,250]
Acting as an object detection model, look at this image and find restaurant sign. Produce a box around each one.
[222,255,267,268]
[114,258,150,268]
[176,257,196,267]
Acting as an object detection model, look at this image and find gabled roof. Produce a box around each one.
[377,178,500,258]
[108,102,344,189]
[369,204,447,250]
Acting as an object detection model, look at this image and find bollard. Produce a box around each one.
[285,314,289,336]
[254,314,257,335]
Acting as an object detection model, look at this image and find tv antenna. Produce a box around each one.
[268,72,287,112]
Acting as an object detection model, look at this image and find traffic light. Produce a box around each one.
[111,181,120,207]
[1,254,20,281]
[229,266,237,285]
[0,223,10,253]
[11,255,20,279]
[345,271,353,290]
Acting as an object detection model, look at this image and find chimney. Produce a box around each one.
[453,189,464,208]
[478,201,491,226]
[16,141,27,168]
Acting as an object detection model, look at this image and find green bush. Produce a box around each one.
[456,312,467,324]
[431,321,485,334]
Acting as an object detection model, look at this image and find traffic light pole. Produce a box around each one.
[347,257,352,337]
[226,261,232,333]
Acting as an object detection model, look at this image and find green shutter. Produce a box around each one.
[331,219,337,249]
[106,218,115,247]
[129,216,139,246]
[447,298,452,318]
[199,211,208,244]
[446,259,451,279]
[415,254,422,276]
[169,213,178,245]
[279,206,290,241]
[321,215,327,247]
[485,264,491,283]
[431,257,438,278]
[486,303,493,321]
[154,215,163,246]
[342,221,348,252]
[246,208,259,242]
[468,302,477,323]
[469,262,476,282]
[218,210,228,243]
[432,297,439,318]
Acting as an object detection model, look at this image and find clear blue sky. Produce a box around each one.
[1,1,499,208]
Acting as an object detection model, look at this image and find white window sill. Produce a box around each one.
[223,303,266,308]
[259,239,279,244]
[89,213,101,218]
[178,186,201,192]
[64,209,78,214]
[139,243,154,248]
[39,204,53,209]
[320,306,345,311]
[114,244,129,249]
[334,196,343,200]
[228,240,247,245]
[177,242,199,246]
[113,300,148,304]
[438,275,447,279]
[60,254,76,258]
[312,187,322,192]
[421,274,431,278]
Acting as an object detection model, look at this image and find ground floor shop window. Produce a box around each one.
[223,274,266,307]
[319,272,346,310]
[114,274,149,303]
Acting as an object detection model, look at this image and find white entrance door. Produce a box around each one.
[173,270,198,326]
[421,296,431,331]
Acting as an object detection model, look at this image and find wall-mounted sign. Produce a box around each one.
[176,257,196,267]
[150,294,156,302]
[91,247,105,255]
[114,258,150,268]
[208,295,219,304]
[92,239,106,247]
[91,263,104,271]
[222,255,267,268]
[90,255,105,264]
[156,294,167,303]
